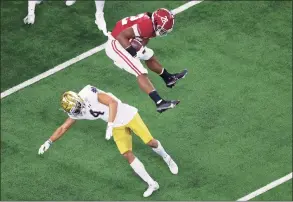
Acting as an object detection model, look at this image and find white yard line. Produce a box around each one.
[0,1,204,99]
[237,172,292,201]
[1,44,106,99]
[172,0,203,15]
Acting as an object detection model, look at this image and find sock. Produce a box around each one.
[149,90,163,105]
[95,11,104,21]
[95,0,105,14]
[28,1,36,15]
[159,68,173,82]
[130,157,155,185]
[152,140,168,159]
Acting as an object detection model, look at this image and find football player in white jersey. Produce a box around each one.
[38,85,178,197]
[23,0,107,36]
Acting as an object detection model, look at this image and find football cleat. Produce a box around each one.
[65,0,76,6]
[143,181,159,197]
[166,69,188,88]
[23,14,35,25]
[156,100,180,113]
[163,155,178,174]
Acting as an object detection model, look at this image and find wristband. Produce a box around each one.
[47,139,53,145]
[108,122,114,127]
[125,46,137,57]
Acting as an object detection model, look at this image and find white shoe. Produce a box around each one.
[143,181,159,198]
[95,12,108,36]
[164,155,178,174]
[23,13,35,24]
[65,0,76,6]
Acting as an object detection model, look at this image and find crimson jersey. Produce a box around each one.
[111,12,156,39]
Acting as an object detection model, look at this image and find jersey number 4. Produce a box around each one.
[122,13,145,25]
[90,110,104,117]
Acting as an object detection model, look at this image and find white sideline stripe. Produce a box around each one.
[237,172,293,201]
[172,0,203,15]
[0,1,204,99]
[1,44,106,99]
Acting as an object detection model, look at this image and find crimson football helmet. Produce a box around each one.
[151,8,175,37]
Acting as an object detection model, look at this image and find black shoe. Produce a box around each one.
[156,100,180,113]
[166,69,188,88]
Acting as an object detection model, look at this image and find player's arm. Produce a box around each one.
[49,118,76,142]
[98,93,118,140]
[116,27,138,57]
[38,118,76,155]
[98,93,118,123]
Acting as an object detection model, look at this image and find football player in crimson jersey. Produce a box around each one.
[38,85,178,197]
[23,0,107,36]
[105,8,187,113]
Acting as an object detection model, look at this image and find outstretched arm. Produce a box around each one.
[38,118,76,155]
[49,118,76,142]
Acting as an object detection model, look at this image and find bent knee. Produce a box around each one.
[122,150,133,158]
[122,150,135,163]
[147,138,158,148]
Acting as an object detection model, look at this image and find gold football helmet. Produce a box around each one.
[61,91,84,115]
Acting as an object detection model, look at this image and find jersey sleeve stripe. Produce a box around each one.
[132,24,140,37]
[111,41,142,76]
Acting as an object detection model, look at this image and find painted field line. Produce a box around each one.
[172,0,203,15]
[237,172,292,201]
[0,1,204,99]
[1,44,106,99]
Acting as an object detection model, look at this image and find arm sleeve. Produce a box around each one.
[136,20,154,38]
[132,24,140,37]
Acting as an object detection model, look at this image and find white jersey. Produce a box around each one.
[68,85,138,127]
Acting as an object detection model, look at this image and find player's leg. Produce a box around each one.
[94,0,107,36]
[128,113,179,174]
[140,48,187,88]
[105,39,180,113]
[123,151,159,197]
[147,139,178,174]
[112,126,159,197]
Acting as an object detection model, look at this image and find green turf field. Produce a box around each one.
[1,1,292,200]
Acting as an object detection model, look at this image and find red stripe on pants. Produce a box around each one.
[111,40,142,76]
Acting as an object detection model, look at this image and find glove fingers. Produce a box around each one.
[38,145,45,155]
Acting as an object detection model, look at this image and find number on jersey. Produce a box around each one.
[121,13,145,25]
[90,110,104,118]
